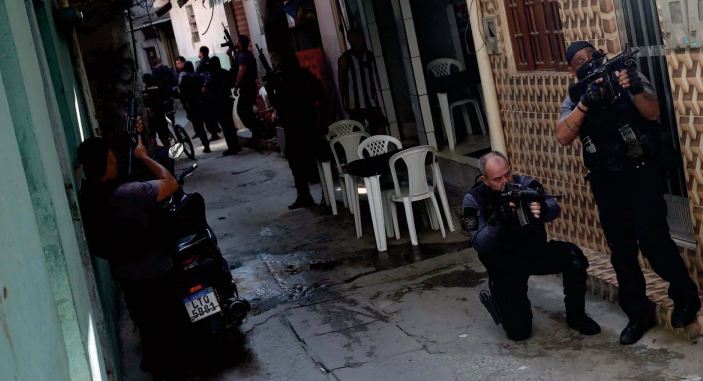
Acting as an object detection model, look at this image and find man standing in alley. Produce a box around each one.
[555,41,700,345]
[268,50,328,209]
[196,46,211,74]
[203,56,242,156]
[179,61,211,153]
[462,151,601,341]
[226,34,266,146]
[338,29,390,136]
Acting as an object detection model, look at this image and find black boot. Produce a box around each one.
[288,194,315,210]
[671,299,701,328]
[619,313,656,345]
[566,313,601,335]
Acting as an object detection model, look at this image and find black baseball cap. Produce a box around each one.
[566,41,595,65]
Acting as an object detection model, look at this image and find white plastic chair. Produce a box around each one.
[318,120,366,215]
[386,145,446,246]
[327,119,366,140]
[426,58,486,151]
[330,132,369,237]
[357,135,403,238]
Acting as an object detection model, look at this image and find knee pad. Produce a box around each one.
[565,243,589,271]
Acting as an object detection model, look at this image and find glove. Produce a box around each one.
[580,82,604,109]
[624,66,644,95]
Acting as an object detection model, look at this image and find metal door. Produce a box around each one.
[616,0,695,245]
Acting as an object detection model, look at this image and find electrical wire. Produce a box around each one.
[201,0,215,35]
[464,0,487,55]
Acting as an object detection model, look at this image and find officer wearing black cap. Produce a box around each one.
[555,41,701,345]
[227,34,266,146]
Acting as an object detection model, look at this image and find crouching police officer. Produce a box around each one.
[462,151,600,341]
[556,41,701,345]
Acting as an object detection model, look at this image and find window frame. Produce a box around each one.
[504,0,567,71]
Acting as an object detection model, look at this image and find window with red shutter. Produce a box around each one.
[504,0,567,71]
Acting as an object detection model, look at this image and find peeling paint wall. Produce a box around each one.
[0,0,112,379]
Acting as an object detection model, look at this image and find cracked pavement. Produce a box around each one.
[121,136,703,381]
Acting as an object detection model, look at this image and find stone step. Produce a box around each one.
[583,249,703,342]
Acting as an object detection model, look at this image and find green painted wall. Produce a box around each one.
[0,66,71,381]
[0,0,113,379]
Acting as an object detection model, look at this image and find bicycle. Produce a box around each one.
[164,110,195,160]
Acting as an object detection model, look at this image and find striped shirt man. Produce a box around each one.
[338,49,381,111]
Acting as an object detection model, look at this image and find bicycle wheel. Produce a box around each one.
[175,125,195,160]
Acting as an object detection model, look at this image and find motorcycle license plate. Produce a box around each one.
[183,287,221,322]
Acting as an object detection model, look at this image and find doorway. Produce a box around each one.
[616,0,695,245]
[340,0,490,155]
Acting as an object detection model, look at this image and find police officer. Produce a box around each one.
[556,41,701,345]
[462,151,600,341]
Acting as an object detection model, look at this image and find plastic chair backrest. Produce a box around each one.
[330,132,370,173]
[426,58,464,79]
[389,145,437,197]
[357,135,403,158]
[327,119,365,140]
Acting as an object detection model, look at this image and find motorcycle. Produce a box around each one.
[160,163,250,340]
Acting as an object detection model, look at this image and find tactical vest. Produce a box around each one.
[579,95,661,172]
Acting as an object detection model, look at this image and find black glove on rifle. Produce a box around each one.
[580,82,604,109]
[624,66,644,95]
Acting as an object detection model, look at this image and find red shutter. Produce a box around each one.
[504,0,567,72]
[505,0,535,70]
[539,0,567,70]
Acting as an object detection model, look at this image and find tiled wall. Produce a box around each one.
[665,47,703,289]
[477,0,622,253]
[477,0,703,291]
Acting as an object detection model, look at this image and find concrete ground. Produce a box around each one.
[121,120,703,381]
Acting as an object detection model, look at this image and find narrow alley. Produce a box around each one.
[119,134,703,380]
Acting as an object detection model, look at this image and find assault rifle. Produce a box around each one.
[221,23,236,51]
[255,43,274,80]
[500,183,563,227]
[126,7,140,177]
[568,46,640,104]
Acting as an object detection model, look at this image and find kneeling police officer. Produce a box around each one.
[556,41,701,345]
[463,151,600,341]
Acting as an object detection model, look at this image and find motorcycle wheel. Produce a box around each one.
[175,125,195,160]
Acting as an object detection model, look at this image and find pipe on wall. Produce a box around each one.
[467,0,506,154]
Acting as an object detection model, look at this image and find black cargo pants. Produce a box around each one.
[479,240,589,341]
[588,165,699,323]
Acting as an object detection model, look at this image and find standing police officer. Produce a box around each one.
[463,151,600,341]
[555,41,700,345]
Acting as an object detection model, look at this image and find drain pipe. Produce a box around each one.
[468,0,506,154]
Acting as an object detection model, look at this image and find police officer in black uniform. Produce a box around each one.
[462,151,600,341]
[556,41,701,345]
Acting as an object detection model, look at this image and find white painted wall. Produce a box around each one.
[135,29,173,75]
[241,0,271,74]
[313,0,344,108]
[169,1,232,67]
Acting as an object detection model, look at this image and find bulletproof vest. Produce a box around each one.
[579,95,661,171]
